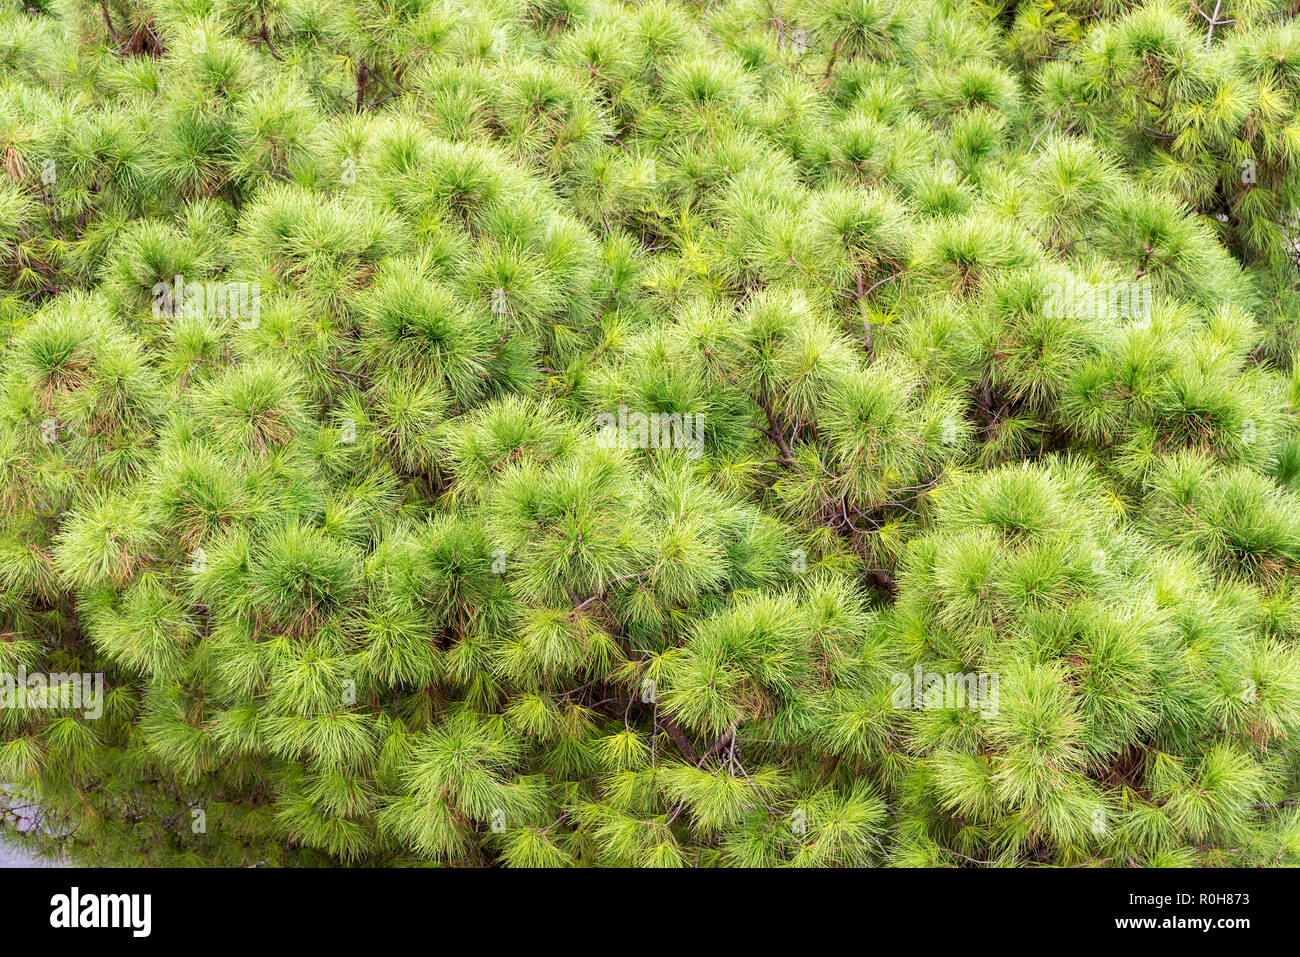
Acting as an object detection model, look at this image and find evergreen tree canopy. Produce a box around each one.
[2,0,1300,867]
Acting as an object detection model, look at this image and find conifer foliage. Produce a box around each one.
[1,0,1300,867]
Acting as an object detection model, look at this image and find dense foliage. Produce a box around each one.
[2,0,1300,867]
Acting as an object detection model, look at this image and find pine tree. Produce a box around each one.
[2,0,1300,868]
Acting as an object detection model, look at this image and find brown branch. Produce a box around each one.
[658,713,698,763]
[697,719,740,767]
[101,3,121,49]
[260,22,283,61]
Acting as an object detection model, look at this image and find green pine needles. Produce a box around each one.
[1,0,1300,868]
